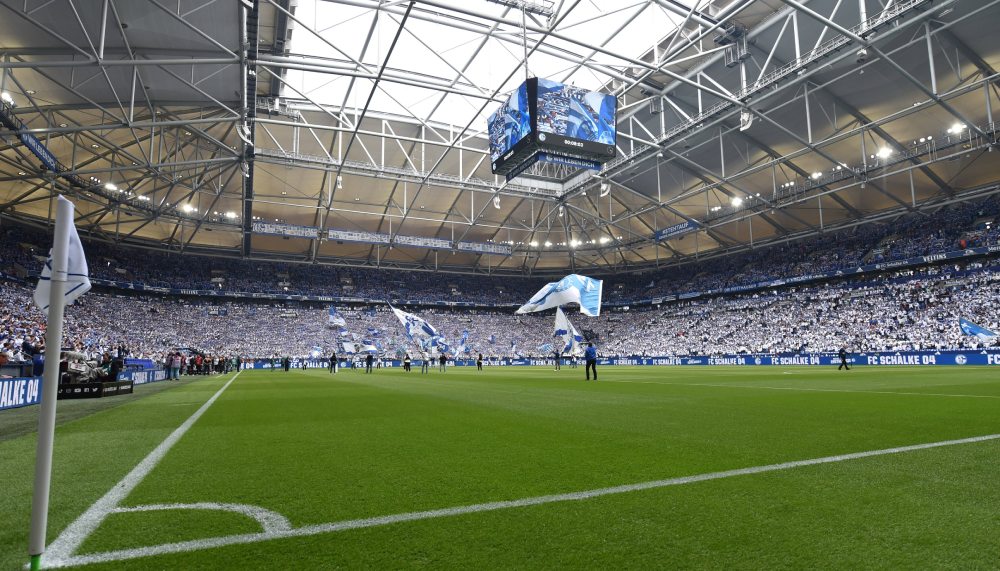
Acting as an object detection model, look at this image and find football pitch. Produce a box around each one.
[2,365,999,569]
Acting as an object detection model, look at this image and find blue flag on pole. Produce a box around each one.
[516,274,603,317]
[959,317,998,342]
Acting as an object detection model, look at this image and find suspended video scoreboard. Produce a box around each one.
[488,77,618,181]
[250,221,511,255]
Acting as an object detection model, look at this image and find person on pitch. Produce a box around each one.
[838,347,851,371]
[403,353,412,372]
[421,351,430,374]
[365,352,374,373]
[477,352,483,371]
[553,348,561,371]
[329,351,337,374]
[438,352,447,372]
[584,342,598,381]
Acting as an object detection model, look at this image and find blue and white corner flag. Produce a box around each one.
[34,199,91,316]
[517,274,603,317]
[959,318,998,342]
[554,307,585,355]
[328,306,346,327]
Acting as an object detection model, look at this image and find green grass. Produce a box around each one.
[2,366,999,569]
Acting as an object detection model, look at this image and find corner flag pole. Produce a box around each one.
[29,198,75,571]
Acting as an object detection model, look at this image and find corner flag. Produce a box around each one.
[29,197,90,570]
[33,203,91,315]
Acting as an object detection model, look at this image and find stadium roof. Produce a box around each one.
[1,0,999,276]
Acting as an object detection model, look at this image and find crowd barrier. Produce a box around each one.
[0,369,170,412]
[117,369,169,385]
[247,349,1000,370]
[124,358,157,370]
[0,377,42,411]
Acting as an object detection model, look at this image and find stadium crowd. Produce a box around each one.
[3,193,999,368]
[2,194,999,305]
[2,256,998,368]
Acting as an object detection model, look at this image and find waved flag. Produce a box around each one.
[538,342,554,354]
[959,317,998,342]
[516,274,603,317]
[391,305,446,351]
[328,306,346,327]
[456,330,470,355]
[553,307,585,355]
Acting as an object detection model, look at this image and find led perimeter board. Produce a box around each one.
[488,78,618,177]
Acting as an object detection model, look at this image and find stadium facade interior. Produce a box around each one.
[4,2,1000,570]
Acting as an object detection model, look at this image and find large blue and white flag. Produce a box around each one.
[516,274,603,317]
[341,341,356,354]
[34,205,91,316]
[339,327,351,337]
[328,306,346,327]
[391,306,443,347]
[553,307,585,355]
[310,346,323,358]
[959,318,998,342]
[538,343,554,354]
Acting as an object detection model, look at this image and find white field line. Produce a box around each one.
[604,379,1000,399]
[42,371,242,567]
[113,503,292,534]
[46,432,1000,568]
